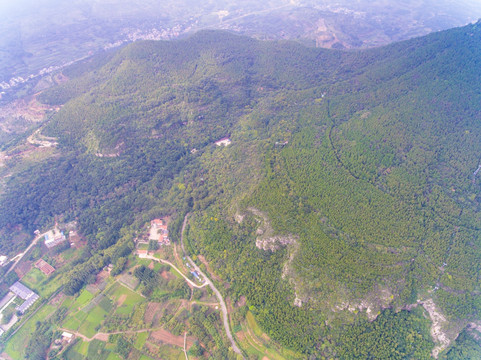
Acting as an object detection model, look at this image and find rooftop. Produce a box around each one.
[9,281,36,300]
[215,137,232,146]
[17,294,39,314]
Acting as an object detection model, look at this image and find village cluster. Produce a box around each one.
[136,218,171,250]
[136,218,204,284]
[0,226,74,336]
[0,215,204,340]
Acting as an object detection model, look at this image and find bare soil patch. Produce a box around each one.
[94,333,109,341]
[144,302,162,324]
[236,331,246,341]
[119,273,139,290]
[117,294,127,306]
[145,342,158,354]
[15,261,32,278]
[261,333,271,342]
[150,329,193,348]
[49,292,65,306]
[236,295,246,308]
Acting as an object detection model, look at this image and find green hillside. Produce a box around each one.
[1,24,481,358]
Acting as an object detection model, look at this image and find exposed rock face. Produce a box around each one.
[255,235,297,251]
[420,299,450,358]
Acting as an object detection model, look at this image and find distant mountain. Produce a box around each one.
[2,22,481,358]
[1,0,480,89]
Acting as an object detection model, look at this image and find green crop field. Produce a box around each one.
[65,339,89,359]
[111,283,144,314]
[21,267,46,288]
[63,316,82,331]
[106,352,123,360]
[78,305,108,338]
[64,347,85,360]
[87,339,110,360]
[72,289,95,310]
[22,270,63,298]
[156,345,185,360]
[135,331,149,350]
[99,297,114,313]
[61,247,78,261]
[246,311,262,336]
[139,355,156,360]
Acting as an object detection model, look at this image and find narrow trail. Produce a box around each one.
[472,164,481,184]
[180,213,244,358]
[183,332,189,360]
[59,327,161,342]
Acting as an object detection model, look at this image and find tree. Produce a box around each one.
[148,240,159,251]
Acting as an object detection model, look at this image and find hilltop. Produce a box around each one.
[1,24,481,358]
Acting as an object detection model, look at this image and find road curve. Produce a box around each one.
[137,253,208,289]
[180,213,244,358]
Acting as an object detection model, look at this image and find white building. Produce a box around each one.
[215,137,231,146]
[44,228,66,248]
[0,256,8,266]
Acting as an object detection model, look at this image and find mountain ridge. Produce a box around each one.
[1,23,481,358]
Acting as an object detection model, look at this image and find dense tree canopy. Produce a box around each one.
[2,23,481,357]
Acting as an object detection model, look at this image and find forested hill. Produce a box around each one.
[1,23,481,358]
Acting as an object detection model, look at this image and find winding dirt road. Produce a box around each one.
[180,214,244,358]
[137,253,208,289]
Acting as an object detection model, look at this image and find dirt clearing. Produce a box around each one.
[117,294,127,306]
[150,329,194,348]
[144,302,162,324]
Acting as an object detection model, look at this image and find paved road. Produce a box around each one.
[180,214,244,358]
[6,233,44,275]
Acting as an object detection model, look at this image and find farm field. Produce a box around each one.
[4,304,56,359]
[1,251,235,359]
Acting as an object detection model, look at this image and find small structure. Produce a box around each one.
[191,270,203,282]
[35,259,55,276]
[44,228,66,249]
[69,230,80,243]
[9,282,39,314]
[215,137,231,146]
[149,219,170,245]
[0,256,8,266]
[61,331,73,343]
[137,250,149,258]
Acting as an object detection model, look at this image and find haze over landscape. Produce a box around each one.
[2,0,481,94]
[0,1,481,359]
